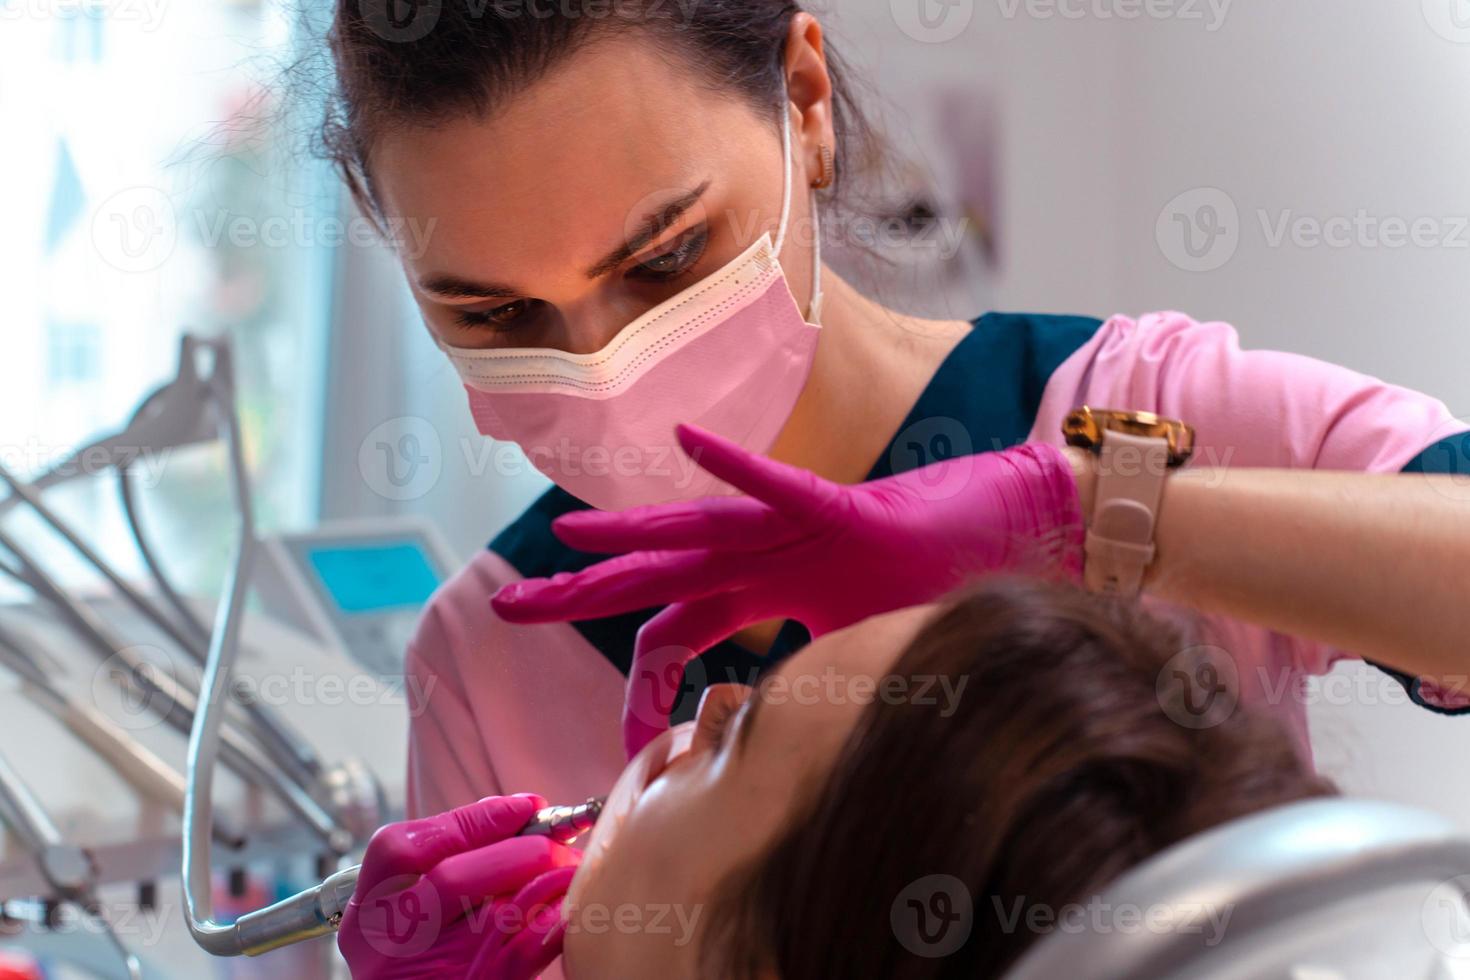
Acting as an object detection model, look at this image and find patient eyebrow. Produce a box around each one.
[735,669,783,758]
[583,180,712,280]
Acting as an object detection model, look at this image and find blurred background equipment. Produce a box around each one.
[0,334,417,976]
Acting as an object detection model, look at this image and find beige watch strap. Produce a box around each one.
[1084,429,1171,596]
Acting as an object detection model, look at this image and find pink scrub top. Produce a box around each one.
[403,310,1470,819]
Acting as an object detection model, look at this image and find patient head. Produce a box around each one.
[563,578,1336,978]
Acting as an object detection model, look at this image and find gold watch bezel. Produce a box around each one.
[1062,406,1196,468]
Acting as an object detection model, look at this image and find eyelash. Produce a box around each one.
[698,695,745,754]
[452,227,710,331]
[626,226,710,284]
[455,298,543,332]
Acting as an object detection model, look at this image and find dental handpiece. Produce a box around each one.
[227,797,604,957]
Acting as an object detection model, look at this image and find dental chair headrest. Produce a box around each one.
[1003,798,1470,979]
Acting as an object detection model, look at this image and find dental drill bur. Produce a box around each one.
[223,798,604,957]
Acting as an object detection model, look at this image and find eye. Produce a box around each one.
[455,298,543,331]
[627,226,710,284]
[693,684,752,754]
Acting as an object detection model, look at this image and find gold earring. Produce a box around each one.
[812,143,835,190]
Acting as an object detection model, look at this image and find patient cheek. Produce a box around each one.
[577,724,697,882]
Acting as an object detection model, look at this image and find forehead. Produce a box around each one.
[368,36,774,285]
[745,605,940,754]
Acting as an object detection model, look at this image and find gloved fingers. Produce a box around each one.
[355,794,545,897]
[493,548,769,625]
[472,909,567,980]
[397,837,579,931]
[466,865,579,979]
[623,592,765,758]
[675,424,843,522]
[549,495,798,554]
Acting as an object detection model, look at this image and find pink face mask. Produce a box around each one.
[436,99,824,512]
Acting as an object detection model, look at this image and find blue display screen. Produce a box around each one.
[306,542,442,615]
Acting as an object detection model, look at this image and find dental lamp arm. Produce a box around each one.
[0,530,349,852]
[0,334,326,793]
[117,464,211,647]
[181,363,266,956]
[0,752,143,980]
[0,626,246,849]
[0,459,323,793]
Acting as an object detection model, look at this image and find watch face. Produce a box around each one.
[1063,406,1196,466]
[1062,407,1104,450]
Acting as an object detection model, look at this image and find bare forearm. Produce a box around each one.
[1064,448,1470,681]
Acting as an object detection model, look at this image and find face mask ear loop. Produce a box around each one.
[774,89,823,325]
[807,191,824,325]
[773,99,796,258]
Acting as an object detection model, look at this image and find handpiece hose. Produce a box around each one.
[228,797,603,957]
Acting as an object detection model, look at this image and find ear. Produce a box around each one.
[783,13,837,189]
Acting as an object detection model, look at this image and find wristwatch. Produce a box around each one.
[1062,407,1196,596]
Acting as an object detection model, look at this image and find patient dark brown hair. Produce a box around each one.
[701,577,1337,978]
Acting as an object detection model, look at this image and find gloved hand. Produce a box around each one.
[492,424,1085,756]
[338,794,581,979]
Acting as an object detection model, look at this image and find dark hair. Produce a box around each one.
[321,0,875,222]
[701,577,1337,979]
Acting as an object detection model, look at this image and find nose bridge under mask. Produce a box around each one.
[554,290,657,356]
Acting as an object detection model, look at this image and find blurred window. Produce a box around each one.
[0,0,334,595]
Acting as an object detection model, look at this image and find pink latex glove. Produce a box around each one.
[492,424,1084,756]
[338,794,581,979]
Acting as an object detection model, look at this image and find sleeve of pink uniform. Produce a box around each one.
[401,549,630,820]
[404,607,504,820]
[1034,310,1470,712]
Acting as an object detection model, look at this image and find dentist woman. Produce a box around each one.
[321,0,1469,833]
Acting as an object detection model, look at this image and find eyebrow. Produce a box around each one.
[416,180,713,303]
[583,180,712,280]
[734,669,783,758]
[417,275,521,301]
